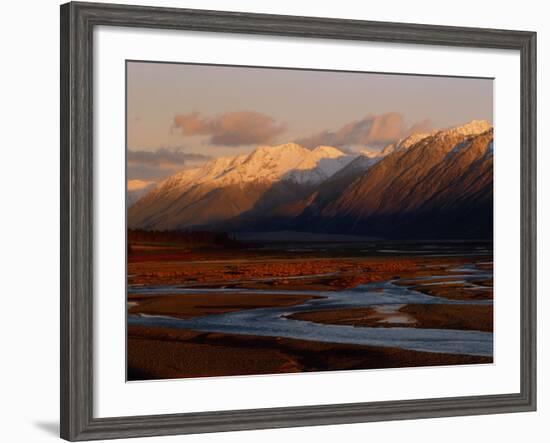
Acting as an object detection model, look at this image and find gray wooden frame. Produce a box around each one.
[60,1,537,441]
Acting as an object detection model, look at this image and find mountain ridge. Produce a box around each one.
[128,120,493,239]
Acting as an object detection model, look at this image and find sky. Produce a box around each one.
[127,61,493,182]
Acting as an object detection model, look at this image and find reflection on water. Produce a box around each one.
[128,261,493,357]
[369,304,415,324]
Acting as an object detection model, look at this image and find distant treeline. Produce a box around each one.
[127,229,242,247]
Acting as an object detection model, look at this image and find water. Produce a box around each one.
[128,263,493,357]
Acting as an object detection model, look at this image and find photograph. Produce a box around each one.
[126,61,495,381]
[1,0,544,441]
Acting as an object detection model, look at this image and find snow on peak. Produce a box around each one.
[251,142,306,158]
[237,143,355,185]
[359,148,384,159]
[231,143,312,183]
[399,132,432,149]
[286,146,355,185]
[311,145,345,157]
[376,121,492,158]
[197,156,241,179]
[440,120,492,137]
[156,142,353,190]
[380,132,432,156]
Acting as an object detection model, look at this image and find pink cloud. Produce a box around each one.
[298,112,434,149]
[173,111,286,146]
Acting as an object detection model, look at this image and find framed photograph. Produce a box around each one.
[60,1,536,440]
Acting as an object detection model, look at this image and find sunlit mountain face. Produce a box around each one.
[128,121,493,240]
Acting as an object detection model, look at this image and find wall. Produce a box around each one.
[0,0,546,442]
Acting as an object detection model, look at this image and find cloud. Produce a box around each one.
[173,111,286,146]
[127,147,211,181]
[127,147,208,167]
[405,119,434,136]
[297,113,434,150]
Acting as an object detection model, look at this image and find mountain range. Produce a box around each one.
[127,179,157,206]
[128,120,493,240]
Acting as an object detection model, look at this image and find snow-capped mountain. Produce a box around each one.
[440,119,491,137]
[128,120,494,239]
[380,131,432,156]
[128,143,355,230]
[283,145,355,184]
[332,149,385,180]
[305,121,494,238]
[213,143,355,186]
